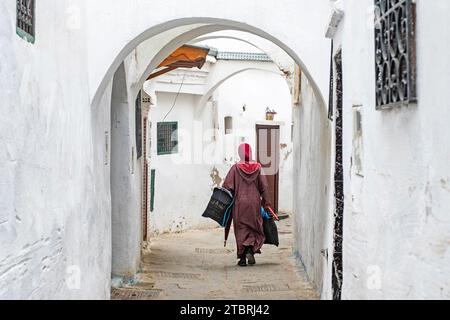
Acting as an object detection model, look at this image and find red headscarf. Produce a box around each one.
[237,143,261,174]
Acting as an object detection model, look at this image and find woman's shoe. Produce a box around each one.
[245,247,256,265]
[238,257,247,267]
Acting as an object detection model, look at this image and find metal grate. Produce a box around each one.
[111,288,161,300]
[16,0,35,43]
[157,122,178,155]
[374,0,417,109]
[332,50,344,301]
[195,248,233,255]
[216,52,272,62]
[152,271,202,280]
[242,284,291,293]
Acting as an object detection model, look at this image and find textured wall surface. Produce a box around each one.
[338,0,450,300]
[0,0,112,299]
[292,74,333,299]
[2,0,449,300]
[110,63,142,278]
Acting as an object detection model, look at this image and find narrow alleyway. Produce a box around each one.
[111,219,318,300]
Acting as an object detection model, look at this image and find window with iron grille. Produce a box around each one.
[16,0,35,44]
[157,122,178,155]
[374,0,417,110]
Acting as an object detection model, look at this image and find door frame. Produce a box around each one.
[256,124,280,213]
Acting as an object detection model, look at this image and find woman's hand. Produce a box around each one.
[266,206,280,221]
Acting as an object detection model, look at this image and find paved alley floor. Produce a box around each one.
[111,218,319,300]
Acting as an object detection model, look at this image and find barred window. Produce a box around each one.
[16,0,35,44]
[374,0,417,109]
[157,122,178,155]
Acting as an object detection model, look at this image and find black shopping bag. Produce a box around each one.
[202,187,234,227]
[263,218,279,247]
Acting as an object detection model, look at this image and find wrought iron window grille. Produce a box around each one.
[157,122,178,155]
[16,0,35,44]
[374,0,417,110]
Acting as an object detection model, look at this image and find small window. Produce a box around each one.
[16,0,35,44]
[224,117,233,135]
[157,122,178,155]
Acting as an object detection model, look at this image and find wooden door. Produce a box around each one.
[256,125,280,213]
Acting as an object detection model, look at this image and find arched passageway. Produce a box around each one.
[113,39,314,300]
[96,13,333,299]
[3,0,450,301]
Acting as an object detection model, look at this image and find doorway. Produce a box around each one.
[256,124,280,213]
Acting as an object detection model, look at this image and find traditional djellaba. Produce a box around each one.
[223,143,273,267]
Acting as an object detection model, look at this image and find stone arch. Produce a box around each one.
[195,66,284,116]
[130,28,296,108]
[130,25,231,102]
[96,10,333,286]
[189,31,295,74]
[89,12,331,110]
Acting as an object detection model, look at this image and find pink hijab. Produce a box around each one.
[237,143,262,174]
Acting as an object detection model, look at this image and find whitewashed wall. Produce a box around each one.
[1,0,449,300]
[148,93,221,234]
[333,0,450,300]
[0,0,112,299]
[292,74,333,299]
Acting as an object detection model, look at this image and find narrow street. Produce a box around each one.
[112,219,318,300]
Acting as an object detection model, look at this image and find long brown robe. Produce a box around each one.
[223,164,272,259]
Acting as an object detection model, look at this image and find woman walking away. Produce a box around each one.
[223,143,272,267]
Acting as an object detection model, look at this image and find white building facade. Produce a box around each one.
[146,52,293,234]
[0,0,449,300]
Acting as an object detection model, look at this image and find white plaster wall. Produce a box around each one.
[2,0,448,300]
[0,0,111,299]
[336,0,450,300]
[110,63,142,279]
[148,93,224,234]
[292,74,333,298]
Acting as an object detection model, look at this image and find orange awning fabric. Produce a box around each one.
[148,45,210,80]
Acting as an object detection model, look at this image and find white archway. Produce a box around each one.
[195,65,283,116]
[88,1,332,110]
[189,30,295,75]
[100,7,334,293]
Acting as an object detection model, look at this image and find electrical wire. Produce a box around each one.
[161,73,186,122]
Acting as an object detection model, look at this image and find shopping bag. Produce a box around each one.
[263,218,279,247]
[202,187,234,227]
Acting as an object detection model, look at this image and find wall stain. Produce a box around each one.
[210,167,222,188]
[284,150,292,161]
[441,179,450,193]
